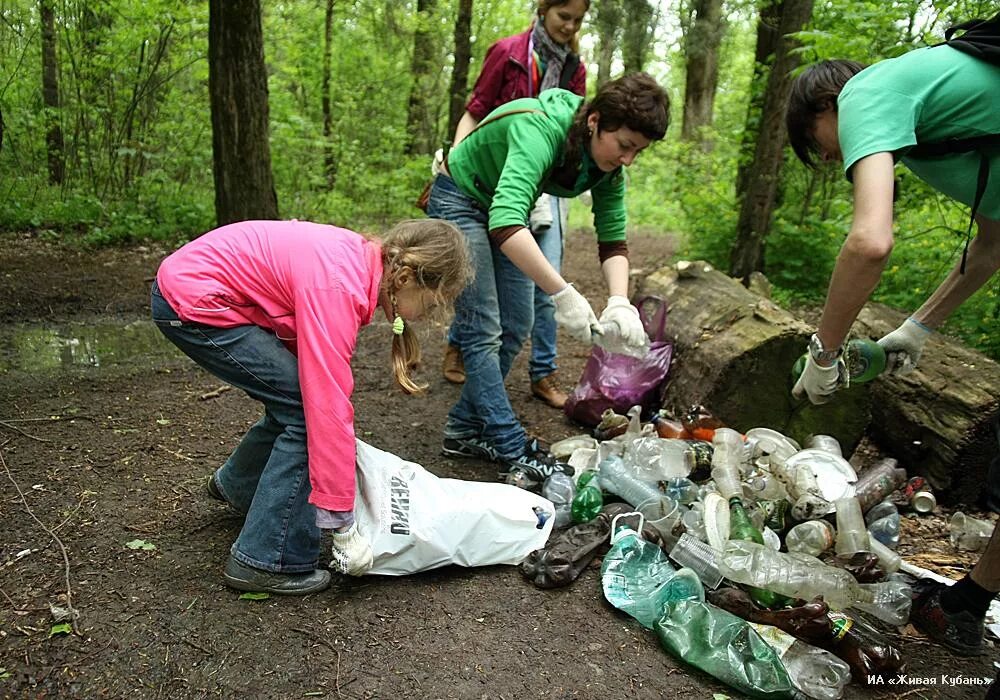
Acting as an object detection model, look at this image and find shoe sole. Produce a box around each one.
[223,572,331,596]
[441,442,496,462]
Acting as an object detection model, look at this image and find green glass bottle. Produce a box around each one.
[728,496,785,609]
[791,338,887,385]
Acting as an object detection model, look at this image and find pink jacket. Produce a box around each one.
[466,27,586,121]
[156,220,383,512]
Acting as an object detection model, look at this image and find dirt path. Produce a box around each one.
[0,229,995,699]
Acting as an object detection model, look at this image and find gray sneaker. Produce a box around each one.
[223,556,331,596]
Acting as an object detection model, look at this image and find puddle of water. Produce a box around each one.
[0,320,183,373]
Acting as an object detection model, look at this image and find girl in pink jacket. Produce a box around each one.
[152,219,471,594]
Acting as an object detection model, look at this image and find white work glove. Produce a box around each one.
[599,296,648,350]
[792,353,845,405]
[330,522,373,576]
[877,317,931,375]
[552,284,600,343]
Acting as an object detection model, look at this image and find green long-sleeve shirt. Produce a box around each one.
[447,89,628,255]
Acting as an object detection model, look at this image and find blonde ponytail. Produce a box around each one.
[378,219,473,395]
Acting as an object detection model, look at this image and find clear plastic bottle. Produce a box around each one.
[786,520,837,557]
[748,623,852,700]
[622,436,698,480]
[865,501,900,549]
[542,472,576,529]
[664,477,699,505]
[719,539,876,610]
[598,455,662,508]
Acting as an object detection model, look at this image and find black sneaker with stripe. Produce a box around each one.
[441,435,499,462]
[498,438,574,484]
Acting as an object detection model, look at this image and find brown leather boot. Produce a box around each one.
[530,374,568,409]
[443,343,465,384]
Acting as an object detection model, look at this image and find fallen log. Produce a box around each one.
[637,261,873,458]
[637,261,1000,503]
[854,304,1000,504]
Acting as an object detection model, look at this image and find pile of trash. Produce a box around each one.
[518,405,996,700]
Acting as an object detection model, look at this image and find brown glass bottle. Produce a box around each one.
[822,611,904,684]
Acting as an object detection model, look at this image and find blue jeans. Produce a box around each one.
[447,195,562,382]
[529,196,563,382]
[428,174,533,458]
[150,281,320,573]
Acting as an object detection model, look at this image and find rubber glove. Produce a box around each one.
[331,522,373,576]
[877,317,931,375]
[599,296,648,350]
[792,353,845,405]
[552,284,600,343]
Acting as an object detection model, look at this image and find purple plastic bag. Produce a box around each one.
[564,296,673,428]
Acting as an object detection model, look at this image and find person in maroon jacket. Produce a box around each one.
[441,0,589,411]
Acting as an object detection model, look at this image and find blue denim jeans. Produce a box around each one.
[428,174,533,458]
[447,195,562,383]
[529,196,563,382]
[150,281,321,573]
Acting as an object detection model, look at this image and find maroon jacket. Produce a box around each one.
[465,27,587,121]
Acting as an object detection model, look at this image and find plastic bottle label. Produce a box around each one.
[748,623,796,656]
[829,612,854,641]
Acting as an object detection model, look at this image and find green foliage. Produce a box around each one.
[2,0,998,360]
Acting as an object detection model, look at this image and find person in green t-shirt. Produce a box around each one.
[427,72,668,484]
[785,45,1000,659]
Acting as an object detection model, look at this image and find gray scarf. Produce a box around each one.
[531,19,570,93]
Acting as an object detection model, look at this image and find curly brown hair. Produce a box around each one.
[564,72,670,174]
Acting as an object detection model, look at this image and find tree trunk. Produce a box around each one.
[446,0,473,144]
[853,304,1000,505]
[594,0,623,87]
[40,0,64,185]
[729,0,813,281]
[681,0,724,145]
[636,260,872,455]
[735,0,781,198]
[404,0,438,156]
[622,0,656,75]
[208,0,279,225]
[322,0,336,189]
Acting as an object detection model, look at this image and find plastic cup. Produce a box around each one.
[834,496,870,556]
[669,532,724,589]
[637,495,680,540]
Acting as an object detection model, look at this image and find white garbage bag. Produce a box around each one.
[353,440,555,576]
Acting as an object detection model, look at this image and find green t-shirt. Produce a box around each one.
[447,89,628,243]
[838,45,1000,220]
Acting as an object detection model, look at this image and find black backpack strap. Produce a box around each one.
[959,152,991,274]
[559,53,580,90]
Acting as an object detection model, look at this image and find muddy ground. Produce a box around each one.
[1,228,997,699]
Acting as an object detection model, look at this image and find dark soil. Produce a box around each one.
[1,228,996,699]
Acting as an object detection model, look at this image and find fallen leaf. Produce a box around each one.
[49,623,72,637]
[238,592,270,601]
[125,539,156,551]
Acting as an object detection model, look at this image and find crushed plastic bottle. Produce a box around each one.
[655,600,798,699]
[542,472,576,529]
[598,454,662,507]
[600,514,704,629]
[749,623,852,700]
[719,540,910,621]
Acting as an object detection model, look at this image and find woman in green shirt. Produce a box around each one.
[427,72,668,484]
